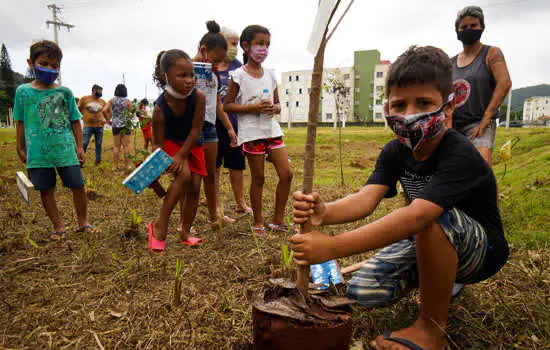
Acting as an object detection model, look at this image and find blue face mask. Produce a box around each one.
[34,66,59,85]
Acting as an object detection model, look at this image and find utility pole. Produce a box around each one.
[122,73,126,85]
[46,4,74,85]
[505,89,512,130]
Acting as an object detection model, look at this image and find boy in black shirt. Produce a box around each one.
[291,46,508,349]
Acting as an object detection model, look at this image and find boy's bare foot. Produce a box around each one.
[371,319,446,350]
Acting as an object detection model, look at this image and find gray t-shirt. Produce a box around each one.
[451,45,499,128]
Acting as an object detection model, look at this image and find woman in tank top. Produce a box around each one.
[102,84,133,172]
[450,6,512,167]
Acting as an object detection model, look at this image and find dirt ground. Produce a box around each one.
[0,128,548,349]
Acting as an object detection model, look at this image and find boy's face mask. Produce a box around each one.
[249,45,268,64]
[385,94,454,152]
[34,66,59,85]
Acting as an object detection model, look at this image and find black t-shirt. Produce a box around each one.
[367,129,508,281]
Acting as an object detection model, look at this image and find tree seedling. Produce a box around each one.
[123,209,142,239]
[281,244,294,278]
[172,258,183,307]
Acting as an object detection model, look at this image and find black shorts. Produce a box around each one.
[112,127,131,136]
[216,117,245,170]
[28,165,85,191]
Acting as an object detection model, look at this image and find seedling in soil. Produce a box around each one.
[123,210,142,238]
[213,202,224,244]
[285,216,292,232]
[250,222,266,262]
[172,258,183,307]
[86,179,99,201]
[25,231,40,249]
[251,2,356,349]
[7,202,23,219]
[499,136,520,181]
[281,244,294,278]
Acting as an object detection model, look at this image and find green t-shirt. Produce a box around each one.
[13,83,82,169]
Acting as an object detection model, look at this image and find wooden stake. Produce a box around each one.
[297,0,354,299]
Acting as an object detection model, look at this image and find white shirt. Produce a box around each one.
[230,67,283,145]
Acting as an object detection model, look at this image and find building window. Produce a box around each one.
[308,88,311,93]
[376,99,382,105]
[286,101,289,107]
[299,88,303,94]
[296,101,300,107]
[376,85,384,92]
[355,74,360,79]
[355,101,360,105]
[288,76,292,82]
[296,75,300,81]
[285,89,289,95]
[375,112,382,120]
[344,87,350,94]
[355,88,360,92]
[343,73,350,80]
[326,113,333,120]
[376,71,384,78]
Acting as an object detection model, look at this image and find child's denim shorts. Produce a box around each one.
[346,207,488,307]
[200,121,218,143]
[28,165,85,191]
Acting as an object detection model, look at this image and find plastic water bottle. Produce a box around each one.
[259,88,272,132]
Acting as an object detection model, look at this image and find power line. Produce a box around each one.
[45,4,75,85]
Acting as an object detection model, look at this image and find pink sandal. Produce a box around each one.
[181,237,204,247]
[148,222,166,252]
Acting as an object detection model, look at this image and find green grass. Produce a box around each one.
[490,128,550,248]
[0,128,17,144]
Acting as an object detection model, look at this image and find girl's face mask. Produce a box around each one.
[385,94,454,151]
[164,73,193,100]
[249,45,269,64]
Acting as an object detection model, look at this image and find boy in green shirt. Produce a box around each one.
[14,40,93,239]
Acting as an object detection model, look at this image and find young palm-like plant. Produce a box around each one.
[172,259,183,307]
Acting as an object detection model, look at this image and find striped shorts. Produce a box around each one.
[346,208,487,307]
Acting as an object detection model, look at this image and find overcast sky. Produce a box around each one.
[1,0,549,99]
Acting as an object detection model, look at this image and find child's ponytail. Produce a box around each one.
[153,51,166,89]
[199,20,228,52]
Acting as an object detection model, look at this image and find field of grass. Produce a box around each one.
[0,126,548,349]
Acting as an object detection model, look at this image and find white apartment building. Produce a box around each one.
[372,60,390,123]
[279,67,355,124]
[523,96,550,124]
